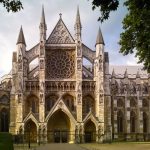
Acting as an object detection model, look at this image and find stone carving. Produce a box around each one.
[77,45,82,56]
[40,59,44,69]
[47,20,74,44]
[46,50,75,79]
[77,59,82,70]
[40,42,44,56]
[77,82,82,92]
[77,93,82,104]
[18,55,22,70]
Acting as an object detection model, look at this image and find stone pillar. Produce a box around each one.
[75,43,83,122]
[104,52,112,142]
[126,95,131,140]
[113,97,118,139]
[138,96,143,141]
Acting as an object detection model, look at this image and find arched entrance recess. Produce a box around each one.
[84,120,96,143]
[47,109,70,143]
[24,120,37,142]
[0,108,9,132]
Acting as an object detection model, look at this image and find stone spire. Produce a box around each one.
[16,26,26,46]
[75,6,81,27]
[74,6,82,42]
[124,68,128,78]
[39,5,47,41]
[112,69,116,78]
[136,69,140,78]
[96,27,104,46]
[41,5,46,25]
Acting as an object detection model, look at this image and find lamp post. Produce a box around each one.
[28,123,31,149]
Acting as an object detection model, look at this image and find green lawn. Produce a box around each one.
[0,132,14,150]
[80,142,150,150]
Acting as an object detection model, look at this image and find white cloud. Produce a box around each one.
[0,0,140,78]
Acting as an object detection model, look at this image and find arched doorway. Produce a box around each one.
[0,108,9,132]
[24,120,37,142]
[84,120,96,143]
[47,109,70,143]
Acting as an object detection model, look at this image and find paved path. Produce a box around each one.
[35,144,87,150]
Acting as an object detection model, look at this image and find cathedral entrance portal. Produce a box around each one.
[84,120,96,143]
[24,120,37,143]
[47,110,70,143]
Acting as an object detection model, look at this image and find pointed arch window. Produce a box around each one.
[63,94,75,111]
[45,95,58,112]
[31,100,36,113]
[130,111,136,133]
[117,111,123,133]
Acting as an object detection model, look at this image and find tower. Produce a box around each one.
[39,6,47,123]
[94,27,105,142]
[10,26,27,134]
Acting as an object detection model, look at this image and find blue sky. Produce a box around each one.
[0,0,140,77]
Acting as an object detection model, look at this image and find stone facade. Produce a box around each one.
[0,7,149,143]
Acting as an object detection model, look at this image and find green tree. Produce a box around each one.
[0,0,23,12]
[91,0,150,72]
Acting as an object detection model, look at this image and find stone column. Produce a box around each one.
[113,97,118,139]
[126,95,131,140]
[76,43,83,123]
[138,96,143,141]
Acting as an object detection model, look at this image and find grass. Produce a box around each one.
[80,142,150,150]
[0,132,14,150]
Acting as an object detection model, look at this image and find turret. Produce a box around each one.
[124,69,128,84]
[16,26,26,70]
[95,27,104,57]
[74,6,82,42]
[39,6,47,42]
[136,69,141,85]
[111,69,116,85]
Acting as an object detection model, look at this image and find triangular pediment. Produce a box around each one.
[45,99,76,124]
[47,18,75,44]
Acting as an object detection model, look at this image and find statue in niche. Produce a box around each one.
[77,45,81,56]
[99,94,103,104]
[77,94,82,104]
[18,54,22,70]
[40,43,44,56]
[40,81,44,92]
[40,59,44,69]
[99,55,103,63]
[40,93,43,103]
[77,59,82,70]
[77,82,82,92]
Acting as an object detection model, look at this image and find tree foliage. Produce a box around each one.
[0,0,23,12]
[91,0,150,72]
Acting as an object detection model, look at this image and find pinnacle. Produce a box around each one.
[16,26,26,46]
[41,5,46,24]
[124,68,128,78]
[112,68,116,78]
[136,69,140,78]
[75,6,81,27]
[96,27,104,46]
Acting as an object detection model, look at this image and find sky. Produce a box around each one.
[0,0,141,77]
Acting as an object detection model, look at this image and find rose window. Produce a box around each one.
[46,50,75,78]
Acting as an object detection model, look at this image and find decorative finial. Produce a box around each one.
[59,13,62,19]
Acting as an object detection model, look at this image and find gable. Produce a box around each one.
[47,18,75,44]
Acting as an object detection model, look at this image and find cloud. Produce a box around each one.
[0,0,140,77]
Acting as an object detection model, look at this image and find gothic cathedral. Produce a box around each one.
[0,7,149,143]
